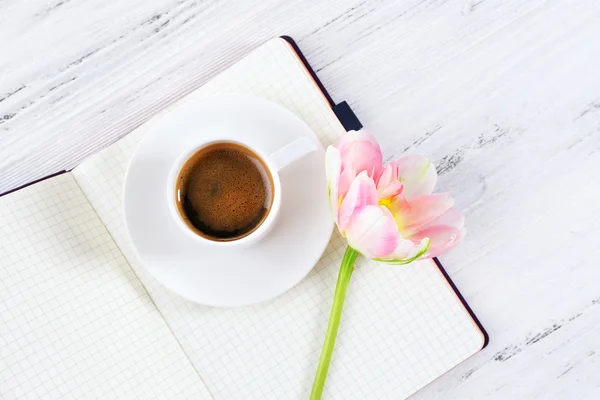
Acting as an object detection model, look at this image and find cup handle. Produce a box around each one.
[269,137,317,171]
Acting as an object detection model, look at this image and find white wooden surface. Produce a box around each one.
[1,0,600,398]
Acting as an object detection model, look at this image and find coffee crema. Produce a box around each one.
[175,142,274,241]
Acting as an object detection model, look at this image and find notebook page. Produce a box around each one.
[0,174,212,400]
[73,38,484,399]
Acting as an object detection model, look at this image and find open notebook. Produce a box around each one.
[0,37,486,399]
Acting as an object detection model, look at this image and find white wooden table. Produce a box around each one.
[1,0,599,398]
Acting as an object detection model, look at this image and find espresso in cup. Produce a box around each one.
[175,142,274,241]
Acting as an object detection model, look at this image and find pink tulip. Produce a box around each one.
[326,130,383,215]
[313,129,465,400]
[325,131,464,263]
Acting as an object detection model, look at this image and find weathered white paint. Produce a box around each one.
[1,0,600,398]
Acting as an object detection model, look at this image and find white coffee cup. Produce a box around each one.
[167,136,317,247]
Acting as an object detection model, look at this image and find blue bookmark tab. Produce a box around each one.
[333,101,363,132]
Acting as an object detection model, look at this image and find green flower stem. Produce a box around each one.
[310,246,359,400]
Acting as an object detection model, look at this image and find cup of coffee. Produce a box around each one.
[168,136,316,247]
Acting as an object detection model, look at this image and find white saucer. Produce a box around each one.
[123,95,333,307]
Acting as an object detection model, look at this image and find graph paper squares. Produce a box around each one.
[0,176,212,399]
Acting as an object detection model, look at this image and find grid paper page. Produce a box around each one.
[0,174,213,400]
[73,38,484,399]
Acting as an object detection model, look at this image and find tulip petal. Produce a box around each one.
[377,163,397,187]
[375,238,430,265]
[404,206,465,236]
[345,205,399,259]
[338,172,378,232]
[340,141,382,179]
[409,225,463,258]
[390,193,454,234]
[376,163,403,200]
[338,129,381,150]
[377,180,403,201]
[338,130,383,180]
[338,167,355,199]
[325,146,342,219]
[395,155,438,201]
